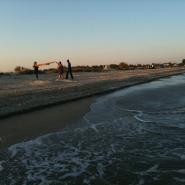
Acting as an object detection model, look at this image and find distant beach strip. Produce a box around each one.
[0,67,185,119]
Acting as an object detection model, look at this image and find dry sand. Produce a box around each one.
[1,67,185,118]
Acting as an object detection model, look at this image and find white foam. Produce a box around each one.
[176,169,185,174]
[134,113,151,123]
[137,178,145,185]
[146,164,159,173]
[174,177,185,182]
[0,161,4,172]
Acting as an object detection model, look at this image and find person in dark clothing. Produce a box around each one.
[33,61,52,79]
[33,61,39,79]
[66,59,74,79]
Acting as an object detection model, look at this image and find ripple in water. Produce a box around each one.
[1,75,185,185]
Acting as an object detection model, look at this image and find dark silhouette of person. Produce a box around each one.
[33,61,39,79]
[66,59,73,79]
[33,61,51,80]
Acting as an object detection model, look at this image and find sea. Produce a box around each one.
[1,74,185,185]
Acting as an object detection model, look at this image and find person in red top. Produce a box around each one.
[56,61,64,80]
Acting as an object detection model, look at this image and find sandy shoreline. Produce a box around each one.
[0,67,185,119]
[0,97,94,149]
[0,67,185,149]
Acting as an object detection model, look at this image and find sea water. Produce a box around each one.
[1,74,185,185]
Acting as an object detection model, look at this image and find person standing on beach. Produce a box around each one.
[33,61,39,79]
[56,61,64,80]
[33,61,54,79]
[66,59,74,79]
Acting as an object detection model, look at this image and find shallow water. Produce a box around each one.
[1,74,185,185]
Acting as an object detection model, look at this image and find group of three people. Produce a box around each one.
[33,59,73,80]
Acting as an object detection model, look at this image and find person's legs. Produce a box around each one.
[57,72,61,79]
[66,71,69,79]
[70,70,73,79]
[57,74,60,79]
[59,74,63,79]
[35,71,39,79]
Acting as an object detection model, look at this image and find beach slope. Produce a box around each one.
[0,67,185,118]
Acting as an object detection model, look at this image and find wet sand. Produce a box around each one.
[0,97,94,149]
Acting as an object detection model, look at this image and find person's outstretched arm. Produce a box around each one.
[37,61,56,66]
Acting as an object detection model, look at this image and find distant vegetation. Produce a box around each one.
[1,60,185,76]
[14,66,33,74]
[0,72,5,77]
[72,65,104,72]
[0,72,14,77]
[181,59,185,66]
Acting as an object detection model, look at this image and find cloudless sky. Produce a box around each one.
[0,0,185,71]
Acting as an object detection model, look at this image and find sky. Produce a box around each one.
[0,0,185,71]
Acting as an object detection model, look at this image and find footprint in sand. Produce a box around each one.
[30,80,51,86]
[56,79,77,83]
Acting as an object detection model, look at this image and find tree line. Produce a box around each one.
[9,59,185,74]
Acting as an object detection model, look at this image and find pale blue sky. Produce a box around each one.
[0,0,185,71]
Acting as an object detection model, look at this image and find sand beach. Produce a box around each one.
[1,70,185,185]
[0,67,185,149]
[1,67,185,119]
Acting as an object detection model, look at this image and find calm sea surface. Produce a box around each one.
[1,74,185,185]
